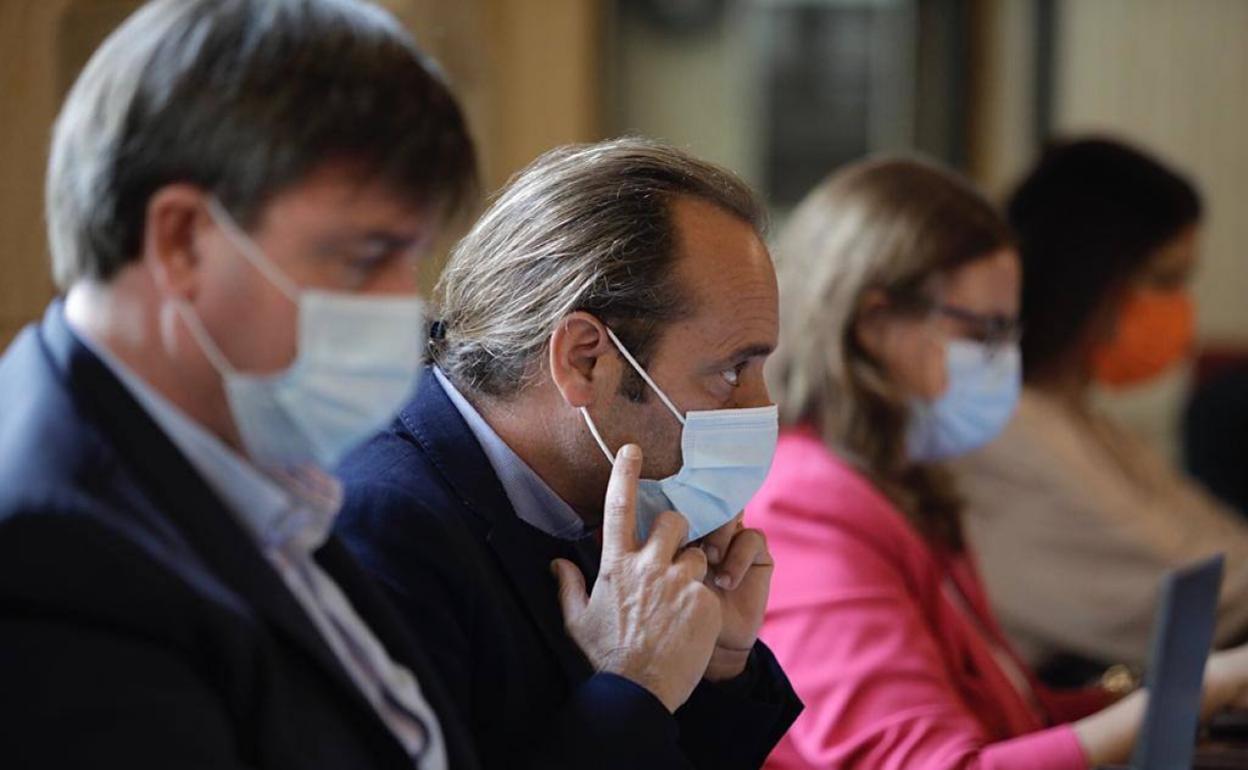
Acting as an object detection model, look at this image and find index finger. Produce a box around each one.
[601,443,642,560]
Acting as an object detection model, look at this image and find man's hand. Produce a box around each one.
[552,444,723,713]
[697,514,774,682]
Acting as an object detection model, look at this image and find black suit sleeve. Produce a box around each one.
[674,642,804,769]
[337,480,704,770]
[0,617,257,770]
[536,672,693,769]
[0,511,257,770]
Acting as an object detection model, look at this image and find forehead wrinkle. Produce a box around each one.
[702,286,778,327]
[696,303,778,355]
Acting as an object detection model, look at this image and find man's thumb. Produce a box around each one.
[551,558,588,623]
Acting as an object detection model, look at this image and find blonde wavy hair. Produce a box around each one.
[769,155,1012,549]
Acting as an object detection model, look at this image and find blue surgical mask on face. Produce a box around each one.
[906,339,1022,462]
[175,198,427,470]
[580,327,779,543]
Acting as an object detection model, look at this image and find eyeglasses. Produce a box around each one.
[928,303,1024,353]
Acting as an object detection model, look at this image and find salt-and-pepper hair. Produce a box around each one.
[432,137,765,399]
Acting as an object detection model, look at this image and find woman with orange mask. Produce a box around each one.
[954,138,1248,686]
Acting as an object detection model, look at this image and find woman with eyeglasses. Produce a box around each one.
[953,138,1248,685]
[746,155,1248,769]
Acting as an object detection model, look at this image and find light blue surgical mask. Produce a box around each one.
[906,339,1022,462]
[580,327,779,543]
[174,198,427,470]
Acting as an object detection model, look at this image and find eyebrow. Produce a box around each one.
[710,342,775,369]
[353,232,423,250]
[316,231,426,257]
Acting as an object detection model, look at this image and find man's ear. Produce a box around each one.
[142,184,213,302]
[548,312,618,409]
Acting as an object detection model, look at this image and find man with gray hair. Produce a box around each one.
[337,137,802,769]
[0,1,478,767]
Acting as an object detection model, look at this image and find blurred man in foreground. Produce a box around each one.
[0,1,478,767]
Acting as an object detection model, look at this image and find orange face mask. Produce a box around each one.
[1091,289,1195,389]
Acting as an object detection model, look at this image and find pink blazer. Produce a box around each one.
[746,428,1108,770]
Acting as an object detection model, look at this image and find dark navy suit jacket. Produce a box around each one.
[335,367,802,769]
[0,304,478,769]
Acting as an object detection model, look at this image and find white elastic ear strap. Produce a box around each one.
[579,407,617,464]
[603,326,686,425]
[173,300,238,377]
[206,197,301,302]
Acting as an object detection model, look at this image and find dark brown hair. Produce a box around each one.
[432,137,766,401]
[1009,137,1202,382]
[48,0,477,290]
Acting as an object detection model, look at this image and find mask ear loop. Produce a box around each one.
[142,209,243,380]
[602,326,686,426]
[199,197,305,379]
[579,407,617,464]
[172,299,239,378]
[205,197,301,303]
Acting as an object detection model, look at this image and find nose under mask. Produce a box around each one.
[177,198,428,471]
[579,326,778,543]
[906,339,1022,462]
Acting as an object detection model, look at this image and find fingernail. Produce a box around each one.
[715,573,732,589]
[620,444,640,460]
[704,544,721,564]
[549,560,560,577]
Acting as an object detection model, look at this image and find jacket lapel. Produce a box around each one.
[484,523,596,685]
[41,304,408,760]
[400,371,594,686]
[316,537,481,769]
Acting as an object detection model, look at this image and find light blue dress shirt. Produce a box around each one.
[434,367,589,541]
[77,330,446,769]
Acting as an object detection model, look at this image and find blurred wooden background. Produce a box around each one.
[0,0,602,347]
[3,0,1247,363]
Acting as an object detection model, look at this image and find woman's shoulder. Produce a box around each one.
[750,426,930,558]
[957,388,1090,478]
[750,427,947,614]
[760,428,895,509]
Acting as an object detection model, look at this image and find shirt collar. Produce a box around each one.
[74,328,341,554]
[434,367,588,540]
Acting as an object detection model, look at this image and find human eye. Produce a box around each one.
[349,239,397,268]
[719,363,744,387]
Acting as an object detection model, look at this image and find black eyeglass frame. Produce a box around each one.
[883,288,1024,352]
[927,302,1024,352]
